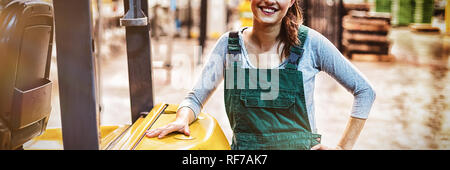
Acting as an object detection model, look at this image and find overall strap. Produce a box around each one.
[227,27,308,67]
[228,31,241,56]
[286,25,309,68]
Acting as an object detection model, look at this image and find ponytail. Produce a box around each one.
[278,0,303,59]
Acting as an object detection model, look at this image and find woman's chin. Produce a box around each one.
[255,18,281,25]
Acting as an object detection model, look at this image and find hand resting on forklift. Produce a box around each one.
[145,107,195,139]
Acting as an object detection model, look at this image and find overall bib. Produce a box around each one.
[225,25,321,150]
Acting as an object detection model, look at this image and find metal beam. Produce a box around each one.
[123,0,154,123]
[53,0,100,150]
[198,0,207,65]
[187,0,192,39]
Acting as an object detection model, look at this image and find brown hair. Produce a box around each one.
[278,0,303,59]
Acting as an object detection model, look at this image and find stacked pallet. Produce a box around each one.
[409,23,441,33]
[343,2,371,13]
[342,10,394,62]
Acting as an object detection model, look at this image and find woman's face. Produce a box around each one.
[251,0,295,25]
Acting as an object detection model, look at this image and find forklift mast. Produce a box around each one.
[52,0,154,150]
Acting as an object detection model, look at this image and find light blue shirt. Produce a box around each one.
[178,27,376,133]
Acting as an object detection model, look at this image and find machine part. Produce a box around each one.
[198,0,207,65]
[53,0,100,150]
[108,103,230,150]
[23,125,130,150]
[23,103,230,150]
[123,0,155,123]
[131,104,168,150]
[120,0,148,26]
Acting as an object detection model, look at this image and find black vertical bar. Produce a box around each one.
[198,0,207,64]
[123,0,154,123]
[187,0,192,39]
[53,0,100,150]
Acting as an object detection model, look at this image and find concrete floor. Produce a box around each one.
[46,27,450,150]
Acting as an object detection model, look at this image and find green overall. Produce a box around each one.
[225,25,321,150]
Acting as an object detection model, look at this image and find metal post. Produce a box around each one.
[53,0,100,150]
[198,0,207,65]
[187,0,192,39]
[122,0,154,123]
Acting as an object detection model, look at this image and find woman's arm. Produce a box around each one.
[309,29,376,150]
[177,32,229,121]
[146,33,229,138]
[337,117,366,149]
[311,117,366,150]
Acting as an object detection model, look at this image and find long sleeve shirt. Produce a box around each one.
[178,27,376,133]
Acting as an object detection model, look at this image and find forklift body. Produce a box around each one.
[24,104,230,150]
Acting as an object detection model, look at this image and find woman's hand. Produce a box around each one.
[145,107,195,139]
[145,119,190,139]
[310,144,344,150]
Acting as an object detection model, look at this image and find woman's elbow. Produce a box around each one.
[354,84,376,105]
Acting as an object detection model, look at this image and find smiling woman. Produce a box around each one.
[146,0,376,150]
[251,0,303,61]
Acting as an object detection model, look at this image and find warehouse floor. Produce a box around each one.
[45,27,450,149]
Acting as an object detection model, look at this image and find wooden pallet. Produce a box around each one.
[343,15,390,26]
[348,10,391,24]
[409,24,441,33]
[343,22,390,32]
[343,14,391,33]
[344,3,371,12]
[343,31,389,43]
[342,10,393,62]
[351,54,395,62]
[343,43,390,53]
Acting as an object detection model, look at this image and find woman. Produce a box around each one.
[146,0,376,150]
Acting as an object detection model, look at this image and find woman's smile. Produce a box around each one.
[252,0,292,24]
[258,5,279,16]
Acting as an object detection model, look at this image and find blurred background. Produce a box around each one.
[3,0,448,149]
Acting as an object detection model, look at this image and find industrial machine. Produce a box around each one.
[0,0,230,150]
[24,103,230,150]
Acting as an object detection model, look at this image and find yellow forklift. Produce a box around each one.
[0,0,230,150]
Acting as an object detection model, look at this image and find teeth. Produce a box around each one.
[262,8,275,13]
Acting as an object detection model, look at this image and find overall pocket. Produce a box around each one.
[240,89,296,109]
[231,90,298,134]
